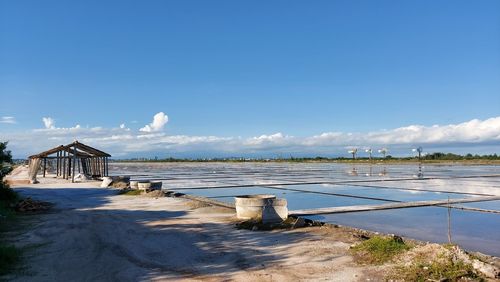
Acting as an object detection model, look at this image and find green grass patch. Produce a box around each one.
[0,244,21,275]
[390,255,482,281]
[350,235,411,265]
[117,189,142,196]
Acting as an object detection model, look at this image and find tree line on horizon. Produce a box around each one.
[114,152,500,162]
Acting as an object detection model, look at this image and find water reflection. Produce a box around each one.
[365,165,373,177]
[109,162,500,256]
[379,166,388,176]
[347,166,358,176]
[414,162,424,179]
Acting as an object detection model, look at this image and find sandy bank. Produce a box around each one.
[2,165,499,281]
[4,180,387,281]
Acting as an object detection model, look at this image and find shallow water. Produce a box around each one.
[307,207,500,257]
[109,162,500,256]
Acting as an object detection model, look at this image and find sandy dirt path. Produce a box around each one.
[4,182,381,281]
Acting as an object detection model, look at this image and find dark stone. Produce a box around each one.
[292,217,306,229]
[110,176,130,189]
[392,235,404,244]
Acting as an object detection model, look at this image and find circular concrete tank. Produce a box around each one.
[235,195,288,223]
[130,181,139,190]
[137,181,151,191]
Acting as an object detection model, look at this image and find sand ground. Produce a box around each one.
[2,176,386,282]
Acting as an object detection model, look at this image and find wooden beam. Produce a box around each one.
[74,142,111,157]
[28,145,65,159]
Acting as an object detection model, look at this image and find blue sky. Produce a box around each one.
[1,1,499,158]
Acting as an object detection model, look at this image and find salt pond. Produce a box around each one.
[110,162,500,256]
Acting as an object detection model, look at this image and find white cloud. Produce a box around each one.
[118,123,131,131]
[1,116,500,158]
[140,112,169,132]
[42,117,55,129]
[245,133,292,147]
[0,116,16,124]
[304,117,500,147]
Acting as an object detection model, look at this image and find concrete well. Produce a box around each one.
[137,181,151,191]
[129,181,139,190]
[235,195,288,223]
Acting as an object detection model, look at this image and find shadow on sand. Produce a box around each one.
[6,186,318,281]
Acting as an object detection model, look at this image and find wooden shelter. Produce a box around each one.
[28,141,111,183]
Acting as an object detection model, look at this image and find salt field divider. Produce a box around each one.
[343,183,496,197]
[289,196,500,216]
[172,193,235,209]
[446,205,500,214]
[261,185,402,203]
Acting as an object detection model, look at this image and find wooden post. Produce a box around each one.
[58,151,61,177]
[43,158,47,178]
[72,145,77,183]
[68,157,71,179]
[96,157,100,177]
[104,157,108,176]
[101,157,105,177]
[67,153,70,179]
[56,152,60,177]
[63,151,67,179]
[447,197,452,244]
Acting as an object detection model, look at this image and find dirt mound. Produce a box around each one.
[15,197,52,213]
[143,190,166,198]
[393,243,499,279]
